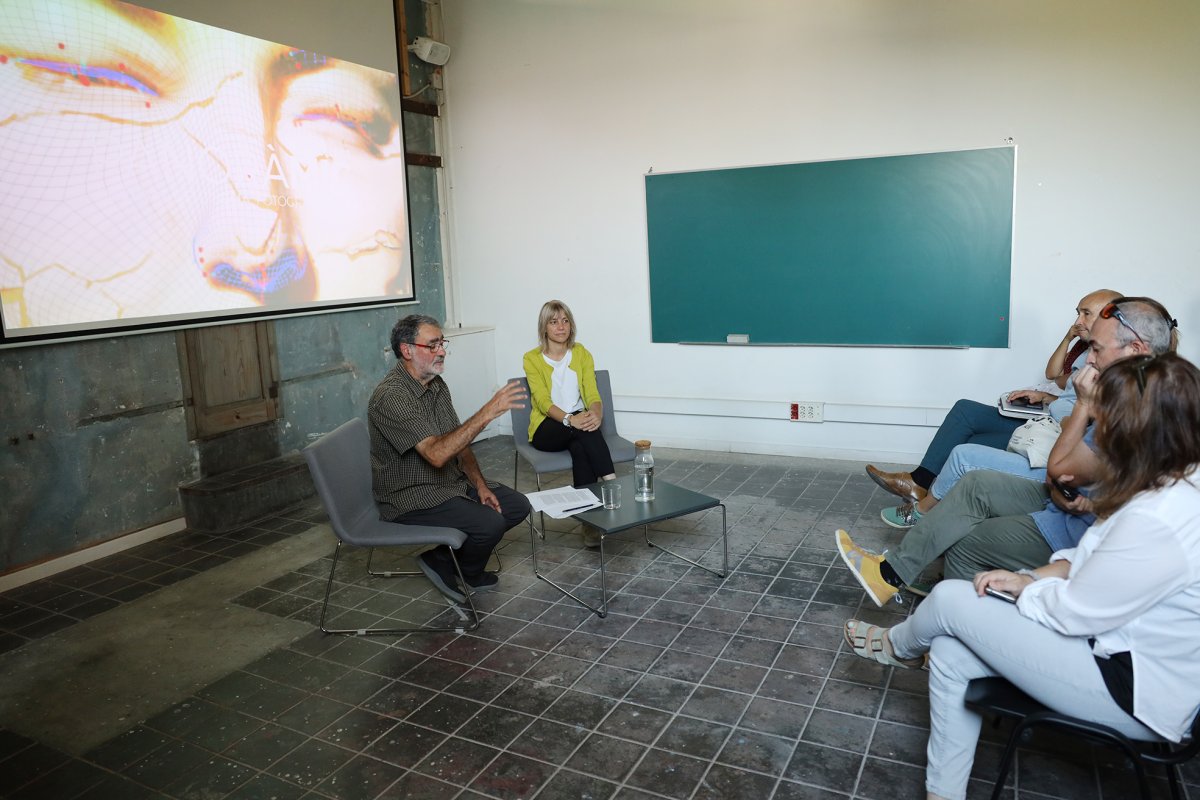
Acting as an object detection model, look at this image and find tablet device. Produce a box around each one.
[998,394,1050,418]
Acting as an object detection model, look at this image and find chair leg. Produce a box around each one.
[319,541,480,636]
[1165,763,1184,800]
[989,722,1024,800]
[536,474,546,542]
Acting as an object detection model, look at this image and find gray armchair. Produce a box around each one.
[303,418,479,635]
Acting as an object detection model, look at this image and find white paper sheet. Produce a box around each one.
[526,486,602,518]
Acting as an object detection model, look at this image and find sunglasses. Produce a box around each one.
[1129,355,1155,395]
[1099,302,1146,346]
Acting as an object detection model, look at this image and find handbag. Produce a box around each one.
[1006,416,1061,468]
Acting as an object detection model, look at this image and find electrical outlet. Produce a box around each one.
[789,401,824,422]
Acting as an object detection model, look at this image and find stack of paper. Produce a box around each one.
[526,487,602,518]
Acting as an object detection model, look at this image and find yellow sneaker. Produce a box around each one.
[835,529,899,607]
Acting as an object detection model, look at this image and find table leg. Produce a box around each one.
[644,503,728,578]
[533,523,609,618]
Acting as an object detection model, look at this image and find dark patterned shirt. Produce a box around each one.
[368,361,471,520]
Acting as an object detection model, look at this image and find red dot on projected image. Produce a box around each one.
[0,55,8,63]
[58,42,65,49]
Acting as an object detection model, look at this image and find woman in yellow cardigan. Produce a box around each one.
[523,300,616,488]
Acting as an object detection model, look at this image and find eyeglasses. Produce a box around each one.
[1099,302,1146,347]
[409,338,450,354]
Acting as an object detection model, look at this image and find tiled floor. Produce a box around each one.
[0,438,1194,799]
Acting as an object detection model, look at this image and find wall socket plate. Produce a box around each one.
[789,401,824,422]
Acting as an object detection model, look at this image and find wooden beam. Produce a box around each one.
[401,98,439,118]
[405,153,442,169]
[395,0,411,98]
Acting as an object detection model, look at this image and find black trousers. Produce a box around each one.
[531,417,615,488]
[393,484,530,577]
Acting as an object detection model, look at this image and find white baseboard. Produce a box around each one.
[638,436,926,464]
[0,517,187,593]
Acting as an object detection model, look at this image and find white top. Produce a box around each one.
[1019,469,1200,741]
[542,350,583,414]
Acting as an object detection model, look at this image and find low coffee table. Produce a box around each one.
[529,474,728,617]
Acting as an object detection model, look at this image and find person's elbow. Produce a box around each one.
[1046,457,1073,481]
[415,438,452,468]
[424,452,452,469]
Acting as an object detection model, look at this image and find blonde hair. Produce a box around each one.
[537,300,576,352]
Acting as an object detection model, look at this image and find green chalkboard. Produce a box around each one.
[645,147,1014,347]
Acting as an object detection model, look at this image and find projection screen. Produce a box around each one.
[0,0,414,346]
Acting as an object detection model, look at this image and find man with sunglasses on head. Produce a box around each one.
[840,296,1179,606]
[368,314,532,603]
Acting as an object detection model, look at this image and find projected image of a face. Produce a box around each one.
[0,0,411,335]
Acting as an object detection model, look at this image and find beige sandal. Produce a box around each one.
[844,619,925,669]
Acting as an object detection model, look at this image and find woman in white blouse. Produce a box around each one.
[844,352,1200,800]
[522,300,615,488]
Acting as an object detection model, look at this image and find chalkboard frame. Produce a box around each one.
[645,146,1016,348]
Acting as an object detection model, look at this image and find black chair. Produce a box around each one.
[965,676,1200,800]
[303,418,479,635]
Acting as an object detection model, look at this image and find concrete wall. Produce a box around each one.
[440,0,1200,461]
[0,0,447,574]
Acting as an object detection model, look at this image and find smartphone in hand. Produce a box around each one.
[1053,480,1080,501]
[985,586,1017,603]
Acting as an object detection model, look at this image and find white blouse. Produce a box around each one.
[1018,470,1200,741]
[542,350,583,415]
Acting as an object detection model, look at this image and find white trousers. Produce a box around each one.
[887,580,1157,800]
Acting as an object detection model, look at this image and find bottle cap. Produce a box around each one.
[634,439,652,449]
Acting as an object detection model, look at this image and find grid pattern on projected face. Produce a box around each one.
[0,0,411,335]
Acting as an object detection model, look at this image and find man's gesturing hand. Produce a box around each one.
[483,381,528,422]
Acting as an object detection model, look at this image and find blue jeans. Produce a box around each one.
[930,443,1045,500]
[919,399,1023,477]
[888,580,1156,800]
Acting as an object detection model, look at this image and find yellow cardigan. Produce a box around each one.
[522,343,601,441]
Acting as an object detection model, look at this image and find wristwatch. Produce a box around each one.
[562,414,572,427]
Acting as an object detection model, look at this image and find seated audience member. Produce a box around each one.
[880,293,1180,529]
[842,296,1179,603]
[523,300,616,488]
[842,352,1200,800]
[865,289,1122,504]
[369,314,532,603]
[1045,310,1094,390]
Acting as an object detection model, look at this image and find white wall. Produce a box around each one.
[439,0,1200,462]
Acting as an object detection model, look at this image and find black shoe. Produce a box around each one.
[417,551,466,603]
[463,572,499,593]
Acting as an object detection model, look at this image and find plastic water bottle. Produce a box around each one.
[634,440,655,501]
